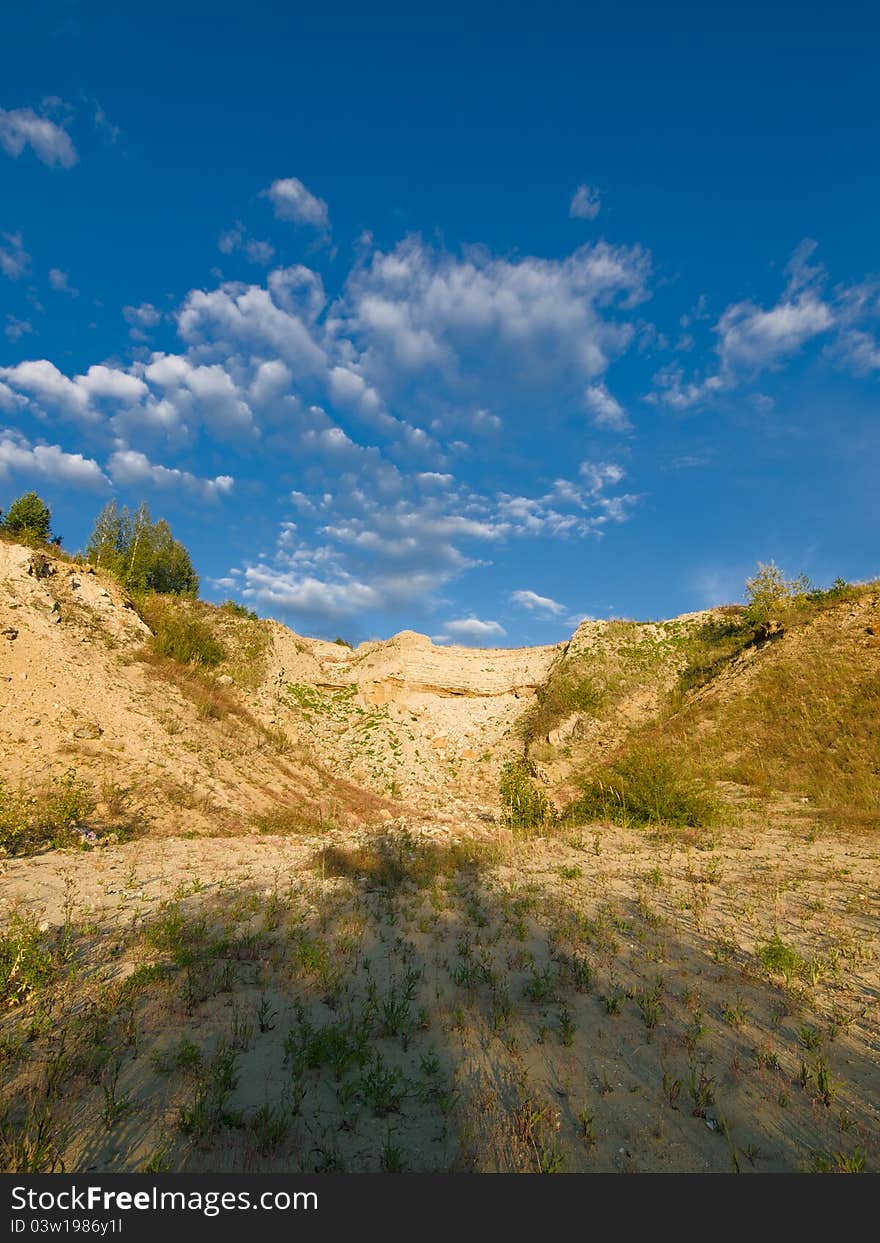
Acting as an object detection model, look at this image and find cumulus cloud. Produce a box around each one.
[0,359,91,419]
[0,359,155,422]
[441,617,506,643]
[0,104,77,168]
[262,177,330,232]
[225,447,637,632]
[107,448,234,499]
[584,382,630,430]
[510,589,566,616]
[569,184,601,220]
[0,232,30,280]
[0,428,108,487]
[336,236,649,428]
[241,563,382,621]
[77,364,148,403]
[177,282,329,378]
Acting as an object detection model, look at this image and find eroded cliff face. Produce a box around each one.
[256,626,561,820]
[0,540,561,832]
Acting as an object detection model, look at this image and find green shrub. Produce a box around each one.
[499,759,554,831]
[1,491,56,545]
[570,748,719,828]
[0,916,57,1005]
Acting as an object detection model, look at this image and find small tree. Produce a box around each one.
[85,501,199,596]
[2,491,56,544]
[743,561,809,627]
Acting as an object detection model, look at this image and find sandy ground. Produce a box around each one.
[2,805,877,1174]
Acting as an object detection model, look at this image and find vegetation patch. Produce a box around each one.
[570,747,720,828]
[137,595,226,668]
[0,770,97,856]
[316,833,497,891]
[499,759,554,832]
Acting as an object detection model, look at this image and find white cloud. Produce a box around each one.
[442,617,506,643]
[0,359,156,422]
[218,222,275,265]
[76,364,148,403]
[242,564,381,620]
[0,359,91,418]
[584,382,630,430]
[648,242,842,409]
[569,184,601,220]
[825,329,880,376]
[177,283,329,378]
[267,265,326,320]
[262,177,330,232]
[107,449,234,499]
[510,589,566,616]
[0,105,77,168]
[137,353,254,437]
[0,232,30,280]
[4,316,33,341]
[0,428,108,487]
[249,359,293,405]
[717,294,833,371]
[647,364,726,410]
[337,236,649,425]
[123,302,162,340]
[49,267,77,296]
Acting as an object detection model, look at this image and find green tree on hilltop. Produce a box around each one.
[86,500,198,596]
[1,491,57,545]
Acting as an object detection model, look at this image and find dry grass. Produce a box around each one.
[606,584,880,830]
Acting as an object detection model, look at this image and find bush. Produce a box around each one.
[316,833,496,891]
[499,759,554,831]
[1,492,56,545]
[570,748,719,828]
[743,562,809,628]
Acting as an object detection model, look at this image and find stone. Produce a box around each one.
[2,627,18,640]
[216,674,235,687]
[73,722,103,740]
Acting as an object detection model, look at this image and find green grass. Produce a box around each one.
[569,747,720,828]
[499,759,554,832]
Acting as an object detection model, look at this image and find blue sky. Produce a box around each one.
[1,1,877,644]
